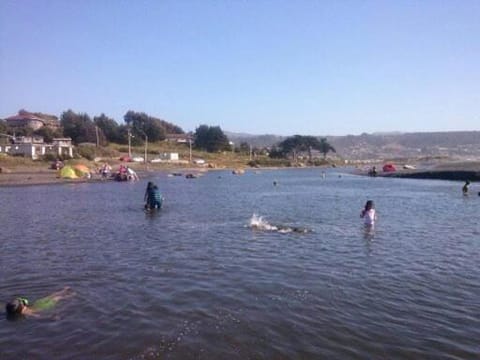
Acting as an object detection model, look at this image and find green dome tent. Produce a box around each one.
[58,165,78,179]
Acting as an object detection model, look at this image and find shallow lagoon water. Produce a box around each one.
[1,168,479,359]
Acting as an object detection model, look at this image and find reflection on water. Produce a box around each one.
[1,168,479,359]
[363,224,376,241]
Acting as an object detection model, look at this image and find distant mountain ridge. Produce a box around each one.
[226,130,480,160]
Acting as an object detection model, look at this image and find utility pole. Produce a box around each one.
[189,137,192,163]
[128,128,132,158]
[144,133,148,171]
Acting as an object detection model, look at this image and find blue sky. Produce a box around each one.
[1,0,479,136]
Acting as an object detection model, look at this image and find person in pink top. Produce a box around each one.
[360,200,377,226]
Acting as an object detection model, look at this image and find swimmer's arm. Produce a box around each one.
[22,307,41,317]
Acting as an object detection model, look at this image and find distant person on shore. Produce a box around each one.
[101,163,111,178]
[5,287,74,319]
[462,180,470,195]
[360,200,377,227]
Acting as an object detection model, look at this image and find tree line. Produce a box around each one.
[0,110,185,146]
[1,109,336,160]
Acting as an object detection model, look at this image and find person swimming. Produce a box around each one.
[5,287,74,319]
[248,214,309,233]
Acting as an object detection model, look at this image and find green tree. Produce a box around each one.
[34,126,63,143]
[0,119,8,134]
[61,110,102,144]
[275,135,310,161]
[239,142,250,154]
[318,138,336,159]
[11,126,34,137]
[116,125,131,145]
[124,110,184,143]
[268,146,285,159]
[271,135,336,161]
[94,113,120,144]
[193,125,230,152]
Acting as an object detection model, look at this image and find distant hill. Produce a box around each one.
[225,130,480,160]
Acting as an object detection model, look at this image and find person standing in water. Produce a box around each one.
[5,287,74,319]
[144,181,154,205]
[144,182,163,210]
[149,185,163,209]
[462,180,470,195]
[360,200,377,226]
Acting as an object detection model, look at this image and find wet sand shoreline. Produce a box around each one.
[1,161,479,187]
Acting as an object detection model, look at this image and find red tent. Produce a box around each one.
[383,163,396,172]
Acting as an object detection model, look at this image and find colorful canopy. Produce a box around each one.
[383,164,396,172]
[72,164,90,177]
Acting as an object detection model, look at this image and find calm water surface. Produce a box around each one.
[1,168,479,359]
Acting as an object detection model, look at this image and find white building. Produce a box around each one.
[0,136,73,160]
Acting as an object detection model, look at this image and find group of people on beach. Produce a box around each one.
[114,164,139,181]
[96,163,139,181]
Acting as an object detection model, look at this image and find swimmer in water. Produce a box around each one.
[249,215,309,233]
[276,225,309,233]
[5,287,74,319]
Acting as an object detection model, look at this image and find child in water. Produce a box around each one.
[5,287,74,319]
[360,200,377,226]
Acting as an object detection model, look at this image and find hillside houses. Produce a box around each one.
[5,110,60,130]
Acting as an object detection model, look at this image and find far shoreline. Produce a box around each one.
[1,159,479,188]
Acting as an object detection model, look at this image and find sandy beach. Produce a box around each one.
[0,162,154,187]
[0,160,219,187]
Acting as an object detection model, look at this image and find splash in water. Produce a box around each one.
[249,214,310,233]
[249,214,278,231]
